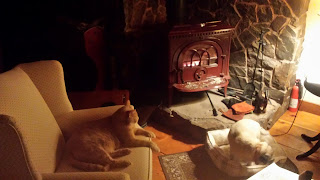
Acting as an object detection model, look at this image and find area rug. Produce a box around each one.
[159,146,298,180]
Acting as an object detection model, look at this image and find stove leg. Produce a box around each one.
[224,86,227,97]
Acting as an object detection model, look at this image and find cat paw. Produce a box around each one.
[151,143,160,152]
[147,131,156,138]
[111,160,132,168]
[110,148,132,158]
[121,148,132,155]
[103,165,111,171]
[122,160,132,167]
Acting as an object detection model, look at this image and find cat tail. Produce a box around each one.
[70,157,110,172]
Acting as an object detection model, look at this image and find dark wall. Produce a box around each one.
[1,0,169,106]
[0,0,127,91]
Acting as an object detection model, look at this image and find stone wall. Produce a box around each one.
[121,0,311,111]
[123,0,167,32]
[182,0,310,106]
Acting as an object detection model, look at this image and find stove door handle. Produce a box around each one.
[201,48,210,66]
[190,49,201,67]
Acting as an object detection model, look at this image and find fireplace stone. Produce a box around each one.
[121,0,310,131]
[150,90,281,141]
[177,0,310,114]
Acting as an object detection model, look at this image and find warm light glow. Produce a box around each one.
[297,0,320,104]
[183,60,200,67]
[297,0,320,83]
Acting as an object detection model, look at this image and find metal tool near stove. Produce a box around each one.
[221,30,269,114]
[246,30,269,114]
[203,30,269,117]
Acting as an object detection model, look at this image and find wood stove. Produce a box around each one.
[168,21,234,106]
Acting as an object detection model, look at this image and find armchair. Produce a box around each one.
[0,60,152,180]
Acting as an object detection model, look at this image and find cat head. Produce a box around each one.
[127,109,139,124]
[254,142,274,164]
[112,100,139,125]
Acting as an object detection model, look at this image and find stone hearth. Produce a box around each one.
[150,89,280,141]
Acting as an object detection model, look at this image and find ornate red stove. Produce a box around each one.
[168,21,234,106]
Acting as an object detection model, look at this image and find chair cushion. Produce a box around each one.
[0,67,65,174]
[56,146,152,180]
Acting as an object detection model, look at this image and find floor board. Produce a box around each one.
[280,145,320,180]
[146,102,320,180]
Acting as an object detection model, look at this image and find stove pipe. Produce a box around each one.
[167,0,188,25]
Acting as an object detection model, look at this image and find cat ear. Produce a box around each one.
[125,100,134,109]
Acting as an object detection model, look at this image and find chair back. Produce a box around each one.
[17,60,73,117]
[0,66,65,178]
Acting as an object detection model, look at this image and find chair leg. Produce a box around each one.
[296,139,320,160]
[301,133,320,143]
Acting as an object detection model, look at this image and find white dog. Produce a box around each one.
[228,119,274,165]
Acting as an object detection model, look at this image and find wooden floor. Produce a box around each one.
[145,101,320,180]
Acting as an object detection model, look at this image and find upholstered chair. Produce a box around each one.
[0,60,152,180]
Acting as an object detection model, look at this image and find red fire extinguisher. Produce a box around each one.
[288,80,300,112]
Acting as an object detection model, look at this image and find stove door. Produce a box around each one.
[177,40,223,83]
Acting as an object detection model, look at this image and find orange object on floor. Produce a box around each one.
[231,101,255,114]
[222,109,245,121]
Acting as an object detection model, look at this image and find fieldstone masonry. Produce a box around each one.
[184,0,310,108]
[123,0,167,32]
[121,0,311,130]
[123,0,310,107]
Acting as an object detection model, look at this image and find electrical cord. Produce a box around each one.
[272,86,307,137]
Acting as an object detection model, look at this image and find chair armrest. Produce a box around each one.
[0,115,38,179]
[56,105,123,140]
[41,172,130,180]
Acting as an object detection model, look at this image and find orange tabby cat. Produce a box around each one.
[66,101,160,171]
